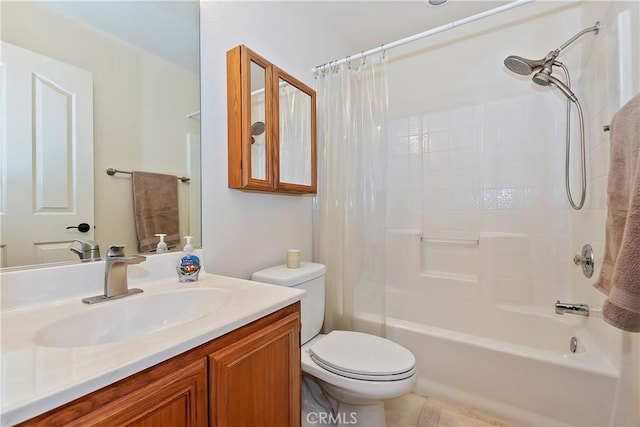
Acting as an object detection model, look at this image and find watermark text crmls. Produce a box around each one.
[306,411,358,425]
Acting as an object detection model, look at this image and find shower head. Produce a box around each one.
[532,71,577,102]
[503,55,548,76]
[251,121,265,136]
[504,22,599,94]
[250,121,265,144]
[504,21,599,76]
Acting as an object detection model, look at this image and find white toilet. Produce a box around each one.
[252,262,416,427]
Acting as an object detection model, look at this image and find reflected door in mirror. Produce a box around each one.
[1,42,94,268]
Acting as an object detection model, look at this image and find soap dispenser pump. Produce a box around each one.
[176,236,201,282]
[155,233,168,253]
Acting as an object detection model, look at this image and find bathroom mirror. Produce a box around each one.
[0,1,201,269]
[250,60,268,181]
[227,45,316,194]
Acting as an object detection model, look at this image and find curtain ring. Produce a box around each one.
[361,51,366,66]
[347,55,351,70]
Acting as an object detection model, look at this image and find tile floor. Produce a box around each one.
[385,393,512,427]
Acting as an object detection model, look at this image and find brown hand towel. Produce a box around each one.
[594,94,640,332]
[132,171,180,253]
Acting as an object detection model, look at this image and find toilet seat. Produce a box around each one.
[308,330,415,381]
[310,354,416,381]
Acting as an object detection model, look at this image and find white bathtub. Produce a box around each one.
[379,293,621,426]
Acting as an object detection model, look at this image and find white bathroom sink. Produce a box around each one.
[34,288,231,348]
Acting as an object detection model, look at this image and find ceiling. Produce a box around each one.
[39,0,514,75]
[39,0,200,74]
[307,0,507,65]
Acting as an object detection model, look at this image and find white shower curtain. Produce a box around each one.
[313,56,389,336]
[280,82,312,185]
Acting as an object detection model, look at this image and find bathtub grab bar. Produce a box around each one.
[420,236,479,245]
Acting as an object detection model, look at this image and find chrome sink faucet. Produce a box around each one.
[555,300,589,317]
[70,239,101,261]
[82,245,146,304]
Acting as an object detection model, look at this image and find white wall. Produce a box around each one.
[199,2,349,278]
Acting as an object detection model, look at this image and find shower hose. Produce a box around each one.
[556,61,586,210]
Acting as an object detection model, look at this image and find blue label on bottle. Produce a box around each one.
[178,254,201,276]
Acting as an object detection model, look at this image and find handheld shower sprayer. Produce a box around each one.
[531,65,577,102]
[503,22,600,211]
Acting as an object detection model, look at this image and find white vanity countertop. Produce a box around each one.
[0,272,305,426]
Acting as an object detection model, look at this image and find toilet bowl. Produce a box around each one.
[303,333,416,404]
[252,262,417,426]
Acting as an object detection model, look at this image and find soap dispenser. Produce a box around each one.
[176,236,201,282]
[155,233,168,253]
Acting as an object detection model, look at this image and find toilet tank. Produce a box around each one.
[252,262,326,345]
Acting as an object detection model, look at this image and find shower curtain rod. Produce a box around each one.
[312,0,535,73]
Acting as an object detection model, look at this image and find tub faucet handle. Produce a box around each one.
[573,254,588,264]
[573,244,594,278]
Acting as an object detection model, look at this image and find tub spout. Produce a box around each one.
[555,301,589,317]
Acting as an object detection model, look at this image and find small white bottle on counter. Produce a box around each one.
[155,233,168,253]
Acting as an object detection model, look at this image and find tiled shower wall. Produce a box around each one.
[572,3,638,312]
[382,2,638,423]
[573,2,639,423]
[386,91,572,306]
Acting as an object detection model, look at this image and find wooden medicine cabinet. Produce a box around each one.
[227,45,317,194]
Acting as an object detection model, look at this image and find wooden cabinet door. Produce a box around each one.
[20,358,208,427]
[209,312,301,427]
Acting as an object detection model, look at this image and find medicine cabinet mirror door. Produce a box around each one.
[249,59,269,183]
[274,69,317,194]
[227,46,274,191]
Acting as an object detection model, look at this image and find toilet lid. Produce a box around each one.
[309,331,415,379]
[310,354,416,381]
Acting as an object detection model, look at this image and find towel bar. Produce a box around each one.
[106,168,190,183]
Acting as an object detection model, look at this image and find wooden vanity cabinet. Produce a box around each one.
[19,303,301,427]
[209,310,301,427]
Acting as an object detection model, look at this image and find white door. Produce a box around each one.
[1,42,94,268]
